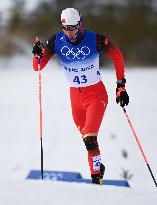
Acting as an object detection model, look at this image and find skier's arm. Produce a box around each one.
[96,34,125,80]
[32,35,56,71]
[96,34,129,107]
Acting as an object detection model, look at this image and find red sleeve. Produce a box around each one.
[96,34,125,80]
[33,35,56,71]
[105,45,125,80]
[33,48,53,71]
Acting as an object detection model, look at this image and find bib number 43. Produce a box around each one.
[73,75,87,84]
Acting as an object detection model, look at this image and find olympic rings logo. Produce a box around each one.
[61,46,90,60]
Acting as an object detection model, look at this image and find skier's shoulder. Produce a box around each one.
[47,31,65,43]
[47,34,56,48]
[96,33,109,44]
[95,32,112,52]
[85,30,108,43]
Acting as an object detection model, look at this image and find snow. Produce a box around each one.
[0,55,157,204]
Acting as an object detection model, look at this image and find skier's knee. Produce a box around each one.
[83,136,98,151]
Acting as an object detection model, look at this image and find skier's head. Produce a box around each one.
[61,8,84,43]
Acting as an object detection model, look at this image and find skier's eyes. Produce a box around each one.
[62,25,78,31]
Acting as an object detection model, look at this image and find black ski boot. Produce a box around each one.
[91,163,105,185]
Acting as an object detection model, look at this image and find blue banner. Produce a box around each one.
[26,170,130,187]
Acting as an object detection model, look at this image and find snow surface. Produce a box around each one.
[0,55,157,204]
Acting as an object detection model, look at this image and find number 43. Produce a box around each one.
[73,75,87,84]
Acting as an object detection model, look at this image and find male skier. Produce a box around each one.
[32,8,129,184]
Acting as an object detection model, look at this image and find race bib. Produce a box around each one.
[61,56,101,87]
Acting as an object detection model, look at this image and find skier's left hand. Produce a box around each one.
[116,78,129,108]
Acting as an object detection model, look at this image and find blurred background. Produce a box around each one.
[0,2,157,201]
[0,0,157,67]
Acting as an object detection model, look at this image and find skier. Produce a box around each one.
[32,8,129,184]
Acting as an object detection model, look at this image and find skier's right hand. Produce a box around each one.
[32,41,44,58]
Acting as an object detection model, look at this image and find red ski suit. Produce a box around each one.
[33,33,125,137]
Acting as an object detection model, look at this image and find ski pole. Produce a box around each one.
[122,107,157,187]
[36,36,44,180]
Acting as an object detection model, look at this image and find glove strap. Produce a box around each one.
[116,78,126,89]
[116,78,126,84]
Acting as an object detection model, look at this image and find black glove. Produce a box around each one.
[116,78,129,108]
[32,41,44,58]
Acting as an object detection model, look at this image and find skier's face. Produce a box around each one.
[62,25,79,39]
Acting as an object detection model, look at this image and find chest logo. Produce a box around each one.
[61,46,90,60]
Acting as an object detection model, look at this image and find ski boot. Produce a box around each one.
[91,163,105,185]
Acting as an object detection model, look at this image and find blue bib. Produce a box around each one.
[54,31,101,87]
